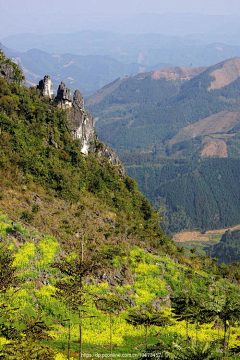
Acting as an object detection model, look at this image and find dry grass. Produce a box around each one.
[208,57,240,90]
[151,66,207,81]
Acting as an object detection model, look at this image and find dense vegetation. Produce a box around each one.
[0,51,239,359]
[209,229,240,264]
[127,158,240,233]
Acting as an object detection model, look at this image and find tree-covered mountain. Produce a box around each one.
[209,229,240,264]
[0,49,239,359]
[87,57,240,233]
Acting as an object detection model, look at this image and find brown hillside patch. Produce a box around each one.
[208,57,240,90]
[200,138,228,158]
[168,111,240,146]
[173,224,240,242]
[151,66,207,81]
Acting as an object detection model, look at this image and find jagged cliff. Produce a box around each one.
[36,75,124,173]
[37,76,95,155]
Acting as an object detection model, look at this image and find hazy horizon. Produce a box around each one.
[1,0,240,38]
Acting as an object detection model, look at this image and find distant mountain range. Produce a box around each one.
[87,57,240,233]
[2,46,154,95]
[3,28,240,96]
[2,30,240,68]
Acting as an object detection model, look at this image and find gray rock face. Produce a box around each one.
[37,75,54,98]
[54,84,95,154]
[56,82,72,109]
[73,89,84,109]
[0,63,14,81]
[66,89,95,154]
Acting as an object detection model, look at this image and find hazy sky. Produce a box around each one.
[1,0,240,37]
[2,0,240,16]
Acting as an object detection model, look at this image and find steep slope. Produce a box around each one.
[86,65,207,107]
[0,58,163,250]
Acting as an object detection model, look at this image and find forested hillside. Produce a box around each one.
[127,158,240,233]
[0,50,239,359]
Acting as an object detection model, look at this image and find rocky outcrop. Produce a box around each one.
[0,63,14,81]
[67,89,95,154]
[37,75,54,98]
[55,82,95,154]
[96,142,125,176]
[56,82,72,109]
[37,75,125,171]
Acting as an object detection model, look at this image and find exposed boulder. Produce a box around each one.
[37,75,54,98]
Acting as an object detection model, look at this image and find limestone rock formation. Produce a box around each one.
[36,75,125,171]
[56,82,72,109]
[37,75,54,98]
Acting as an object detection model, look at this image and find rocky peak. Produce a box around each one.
[37,75,54,98]
[73,89,84,109]
[56,82,72,109]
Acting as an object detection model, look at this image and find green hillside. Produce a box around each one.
[0,50,239,359]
